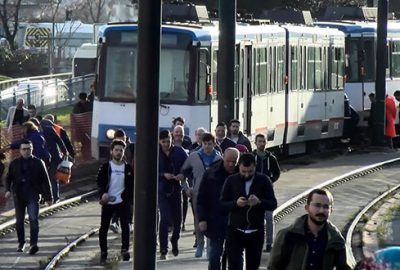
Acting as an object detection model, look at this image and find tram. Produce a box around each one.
[90,6,346,158]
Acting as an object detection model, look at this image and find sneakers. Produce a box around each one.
[121,249,130,261]
[100,251,107,264]
[29,245,39,255]
[171,240,179,257]
[16,243,25,252]
[159,251,167,260]
[110,223,120,234]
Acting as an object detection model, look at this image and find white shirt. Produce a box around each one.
[108,161,125,205]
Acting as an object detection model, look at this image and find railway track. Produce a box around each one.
[1,153,399,269]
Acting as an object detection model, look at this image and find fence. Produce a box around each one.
[0,73,95,121]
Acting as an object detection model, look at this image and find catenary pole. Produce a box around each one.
[133,0,162,269]
[217,0,236,124]
[372,0,388,146]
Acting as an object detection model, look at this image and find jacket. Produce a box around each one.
[197,160,238,238]
[97,161,134,205]
[10,130,51,163]
[216,137,237,153]
[40,119,67,164]
[220,172,277,230]
[253,150,281,183]
[268,215,352,270]
[55,124,75,158]
[6,156,53,202]
[5,106,29,131]
[227,131,252,152]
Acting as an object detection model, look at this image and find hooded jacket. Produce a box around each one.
[268,215,352,270]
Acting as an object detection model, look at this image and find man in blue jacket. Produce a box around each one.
[197,147,239,270]
[220,153,277,270]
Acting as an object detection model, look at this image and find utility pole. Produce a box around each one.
[372,0,388,146]
[133,0,161,269]
[217,0,236,124]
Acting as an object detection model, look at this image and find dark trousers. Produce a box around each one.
[14,191,40,246]
[226,227,264,270]
[182,189,188,226]
[99,202,130,253]
[48,159,59,201]
[208,236,225,270]
[158,192,181,253]
[111,204,133,225]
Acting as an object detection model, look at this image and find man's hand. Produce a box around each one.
[248,194,261,206]
[164,173,175,180]
[236,196,248,207]
[4,191,11,199]
[199,221,207,232]
[99,193,109,205]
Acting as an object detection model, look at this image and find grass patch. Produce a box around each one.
[40,105,74,127]
[377,204,400,246]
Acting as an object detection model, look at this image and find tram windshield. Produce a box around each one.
[102,31,192,102]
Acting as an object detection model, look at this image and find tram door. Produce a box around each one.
[237,42,253,135]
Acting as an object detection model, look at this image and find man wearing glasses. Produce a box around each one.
[268,188,352,270]
[4,139,53,255]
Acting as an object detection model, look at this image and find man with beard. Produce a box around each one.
[268,189,352,270]
[220,153,277,270]
[97,140,134,264]
[226,120,252,152]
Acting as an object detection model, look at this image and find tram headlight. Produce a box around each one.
[106,129,116,140]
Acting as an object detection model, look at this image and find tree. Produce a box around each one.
[0,0,22,50]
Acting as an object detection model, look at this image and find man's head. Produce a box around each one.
[28,104,37,117]
[16,98,25,109]
[195,127,206,144]
[305,189,333,226]
[394,90,400,102]
[159,130,172,151]
[114,129,127,141]
[228,119,240,136]
[172,116,185,127]
[223,147,239,173]
[238,152,256,181]
[78,92,88,104]
[43,114,55,123]
[215,122,227,140]
[201,133,216,154]
[110,139,126,162]
[173,125,184,144]
[255,134,266,151]
[20,139,33,159]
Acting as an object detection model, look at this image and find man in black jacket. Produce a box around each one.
[220,153,277,270]
[226,119,252,152]
[197,147,239,270]
[97,139,134,264]
[5,139,53,255]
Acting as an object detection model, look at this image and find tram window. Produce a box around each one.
[234,48,239,99]
[331,48,339,90]
[277,46,284,92]
[363,39,375,82]
[254,48,260,95]
[270,47,276,93]
[212,49,218,100]
[338,48,345,89]
[259,47,267,94]
[265,47,270,93]
[346,39,360,82]
[290,46,298,91]
[391,41,400,78]
[197,49,208,103]
[307,47,315,91]
[315,47,322,90]
[301,46,306,90]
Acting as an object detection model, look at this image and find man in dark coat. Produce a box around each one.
[226,119,252,152]
[197,147,239,270]
[5,139,53,255]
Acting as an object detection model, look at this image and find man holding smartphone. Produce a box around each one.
[220,153,277,270]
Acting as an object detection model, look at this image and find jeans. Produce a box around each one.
[265,211,274,246]
[208,237,225,270]
[158,192,182,253]
[48,159,59,201]
[14,191,40,246]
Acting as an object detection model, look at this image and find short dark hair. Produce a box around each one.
[27,104,36,110]
[114,129,126,138]
[110,139,126,150]
[306,189,334,206]
[228,119,240,127]
[255,134,265,142]
[216,122,227,129]
[20,139,33,146]
[368,93,375,98]
[238,152,256,166]
[159,129,171,140]
[394,90,400,97]
[78,92,88,100]
[202,133,215,143]
[172,116,185,125]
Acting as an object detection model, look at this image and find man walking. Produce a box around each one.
[97,140,134,264]
[226,120,252,152]
[215,122,236,153]
[197,147,239,270]
[268,188,352,270]
[220,153,277,270]
[4,139,53,255]
[253,134,281,252]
